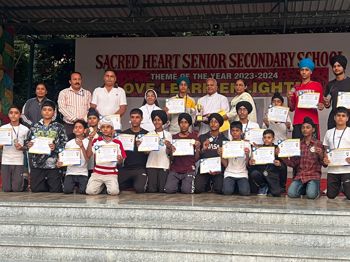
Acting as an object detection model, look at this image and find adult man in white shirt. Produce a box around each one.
[197,78,229,135]
[58,72,92,139]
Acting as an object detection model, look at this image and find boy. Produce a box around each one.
[236,101,259,137]
[323,106,350,199]
[249,129,284,197]
[25,100,68,193]
[195,113,228,194]
[282,117,324,199]
[219,121,251,196]
[146,110,172,193]
[0,105,29,192]
[86,107,100,176]
[86,117,126,195]
[165,113,200,194]
[57,120,90,194]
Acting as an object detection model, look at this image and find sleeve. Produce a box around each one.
[317,83,324,104]
[245,93,257,123]
[54,126,68,153]
[21,102,33,126]
[221,96,230,113]
[325,82,331,97]
[91,89,98,105]
[322,131,330,147]
[87,90,92,107]
[115,139,127,158]
[120,89,127,105]
[57,90,75,122]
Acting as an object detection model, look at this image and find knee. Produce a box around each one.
[107,188,119,196]
[164,185,177,194]
[223,187,233,195]
[306,191,319,199]
[239,188,250,196]
[86,187,98,195]
[63,188,73,194]
[287,187,300,198]
[327,192,337,199]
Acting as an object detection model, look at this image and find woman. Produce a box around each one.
[139,89,161,131]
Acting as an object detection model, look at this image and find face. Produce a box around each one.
[36,84,47,98]
[237,106,248,120]
[272,98,283,106]
[179,119,190,132]
[332,62,345,76]
[88,115,99,127]
[130,113,142,128]
[152,116,163,130]
[41,106,54,120]
[179,80,188,94]
[103,70,117,87]
[301,123,314,137]
[73,122,85,136]
[209,118,220,132]
[69,73,82,90]
[234,80,246,95]
[263,133,274,145]
[8,108,20,122]
[145,91,156,105]
[300,68,312,80]
[206,79,217,95]
[230,127,242,140]
[334,112,349,126]
[100,124,113,136]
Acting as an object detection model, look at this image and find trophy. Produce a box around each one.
[196,103,203,122]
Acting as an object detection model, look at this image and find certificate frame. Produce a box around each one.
[336,92,350,109]
[297,92,320,109]
[267,106,289,123]
[244,128,265,145]
[166,98,185,114]
[28,137,53,155]
[199,157,222,174]
[95,144,120,164]
[138,134,160,152]
[327,148,350,167]
[252,146,275,165]
[59,148,81,166]
[278,139,301,157]
[172,139,195,156]
[106,114,121,130]
[116,134,135,151]
[222,140,245,159]
[0,128,13,146]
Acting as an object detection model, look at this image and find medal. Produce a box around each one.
[209,137,213,143]
[263,170,268,176]
[310,146,315,153]
[13,139,18,144]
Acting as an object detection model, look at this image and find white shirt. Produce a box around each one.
[139,104,161,132]
[227,92,257,122]
[262,115,293,144]
[146,130,172,169]
[1,124,29,165]
[91,86,127,117]
[65,138,89,176]
[323,127,350,174]
[224,141,251,178]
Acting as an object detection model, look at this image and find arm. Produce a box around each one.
[116,104,127,116]
[21,102,33,126]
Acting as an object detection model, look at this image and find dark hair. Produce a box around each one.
[263,129,275,137]
[41,100,56,111]
[130,108,143,117]
[74,119,88,129]
[335,106,350,117]
[235,78,247,87]
[35,82,47,90]
[230,121,243,130]
[70,71,82,78]
[102,69,117,87]
[142,89,160,106]
[8,104,22,112]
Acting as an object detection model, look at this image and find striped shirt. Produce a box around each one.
[58,86,92,124]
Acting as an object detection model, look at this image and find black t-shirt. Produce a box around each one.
[325,77,350,112]
[121,128,148,169]
[199,132,229,159]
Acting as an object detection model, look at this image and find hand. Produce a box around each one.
[163,106,169,113]
[315,147,323,158]
[194,141,201,151]
[318,103,324,110]
[323,96,331,107]
[274,160,281,167]
[164,140,172,149]
[249,159,255,165]
[275,147,280,156]
[346,157,350,164]
[244,147,250,155]
[49,143,55,151]
[171,145,176,154]
[27,141,34,149]
[136,140,141,148]
[202,139,210,151]
[263,117,269,127]
[56,161,63,168]
[88,131,97,140]
[117,155,124,164]
[217,147,223,157]
[286,122,291,130]
[323,155,331,165]
[287,91,294,99]
[14,142,22,150]
[75,138,83,148]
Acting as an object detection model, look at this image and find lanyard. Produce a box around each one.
[11,125,19,142]
[333,127,347,149]
[244,120,250,133]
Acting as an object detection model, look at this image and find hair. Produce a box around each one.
[74,119,88,129]
[335,106,350,117]
[70,71,82,78]
[230,121,243,131]
[35,82,47,90]
[8,104,21,112]
[235,78,247,87]
[206,77,217,86]
[263,129,275,137]
[130,108,143,117]
[142,89,160,106]
[41,100,56,111]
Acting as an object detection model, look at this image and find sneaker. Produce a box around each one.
[257,185,268,196]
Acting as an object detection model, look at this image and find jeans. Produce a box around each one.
[223,177,250,196]
[288,179,320,199]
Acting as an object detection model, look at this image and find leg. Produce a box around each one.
[118,168,133,191]
[158,169,168,193]
[305,180,320,199]
[1,165,12,192]
[212,174,224,194]
[341,174,350,200]
[237,178,250,196]
[180,172,195,194]
[30,168,49,192]
[77,176,89,194]
[86,174,105,195]
[46,169,63,193]
[222,177,236,195]
[146,168,158,193]
[63,175,75,194]
[327,173,341,199]
[288,179,304,198]
[249,169,265,187]
[164,171,180,194]
[103,175,119,195]
[194,173,210,193]
[279,163,288,192]
[133,169,147,193]
[265,172,281,197]
[11,166,24,192]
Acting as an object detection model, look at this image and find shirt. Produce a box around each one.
[224,141,251,178]
[65,138,89,176]
[146,130,172,169]
[91,86,127,117]
[227,92,257,122]
[139,104,161,132]
[58,87,92,124]
[262,114,293,144]
[21,97,57,127]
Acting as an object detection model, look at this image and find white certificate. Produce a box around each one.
[199,157,221,174]
[172,139,195,156]
[278,139,301,157]
[252,147,275,164]
[222,141,245,158]
[327,148,350,166]
[0,128,12,145]
[245,128,265,145]
[59,148,81,166]
[95,144,120,164]
[297,92,320,109]
[166,98,185,114]
[106,114,121,130]
[29,137,53,155]
[117,134,135,151]
[267,106,289,123]
[337,92,350,109]
[138,134,160,152]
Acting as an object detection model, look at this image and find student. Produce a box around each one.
[25,100,68,193]
[86,117,126,195]
[146,110,172,193]
[86,107,100,176]
[57,120,90,194]
[219,121,251,196]
[195,113,228,194]
[139,89,161,132]
[164,113,200,194]
[249,129,284,197]
[236,101,259,140]
[282,117,324,199]
[0,105,29,192]
[118,108,148,193]
[323,106,350,199]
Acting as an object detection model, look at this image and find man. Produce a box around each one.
[21,83,56,127]
[324,55,350,129]
[197,78,229,135]
[58,72,92,139]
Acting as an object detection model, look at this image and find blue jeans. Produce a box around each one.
[223,177,250,196]
[288,179,320,199]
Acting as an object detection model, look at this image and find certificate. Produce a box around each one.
[59,148,81,166]
[267,106,289,123]
[337,92,350,109]
[252,147,275,164]
[117,134,135,151]
[166,98,185,114]
[245,129,265,145]
[297,92,320,109]
[172,139,195,156]
[278,139,301,157]
[199,157,221,174]
[222,141,245,158]
[0,128,12,145]
[29,137,53,155]
[95,144,120,164]
[106,114,121,130]
[327,148,350,166]
[138,134,160,152]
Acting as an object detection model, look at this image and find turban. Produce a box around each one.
[178,112,192,125]
[99,116,114,128]
[208,113,224,127]
[176,76,191,87]
[236,101,253,114]
[151,110,168,124]
[302,117,315,128]
[87,107,100,118]
[298,58,315,72]
[271,92,284,103]
[330,55,347,69]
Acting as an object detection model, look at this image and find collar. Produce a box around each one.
[69,86,84,94]
[301,137,316,145]
[207,92,217,97]
[36,97,47,103]
[39,119,53,126]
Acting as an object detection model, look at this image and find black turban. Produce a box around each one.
[208,113,224,127]
[87,107,100,118]
[151,110,168,124]
[302,117,315,128]
[178,113,192,125]
[236,101,253,114]
[271,92,284,104]
[330,55,347,69]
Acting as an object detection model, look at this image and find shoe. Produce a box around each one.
[257,185,268,196]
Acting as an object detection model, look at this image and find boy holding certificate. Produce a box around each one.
[25,101,68,192]
[323,107,350,199]
[87,108,100,176]
[219,121,251,196]
[236,101,260,137]
[86,117,126,195]
[195,113,228,194]
[249,129,284,197]
[281,117,325,199]
[57,120,90,194]
[0,105,29,192]
[164,113,200,194]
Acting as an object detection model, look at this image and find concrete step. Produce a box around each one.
[0,217,349,248]
[0,237,348,261]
